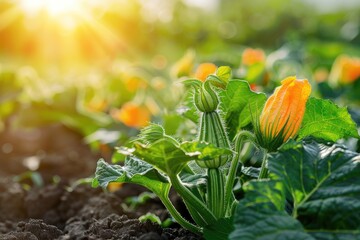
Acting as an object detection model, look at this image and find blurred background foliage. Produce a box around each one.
[0,0,360,148]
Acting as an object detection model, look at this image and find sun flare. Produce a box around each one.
[0,0,125,68]
[19,0,81,17]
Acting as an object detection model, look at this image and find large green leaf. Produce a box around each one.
[268,139,360,238]
[131,139,188,175]
[230,181,313,240]
[204,217,234,240]
[93,157,170,197]
[130,139,231,177]
[298,98,359,141]
[219,80,266,138]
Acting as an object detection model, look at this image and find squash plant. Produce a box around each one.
[93,67,360,239]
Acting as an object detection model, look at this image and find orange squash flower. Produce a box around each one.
[111,102,150,129]
[257,76,311,151]
[329,55,360,85]
[194,63,217,82]
[241,48,265,66]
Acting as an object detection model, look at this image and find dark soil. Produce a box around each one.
[0,124,200,240]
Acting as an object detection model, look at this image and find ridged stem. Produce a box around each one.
[207,168,225,218]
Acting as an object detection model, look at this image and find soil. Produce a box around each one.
[0,124,200,240]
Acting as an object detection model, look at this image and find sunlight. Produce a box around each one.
[19,0,81,17]
[0,0,131,69]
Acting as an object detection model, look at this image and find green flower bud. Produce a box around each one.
[194,81,219,113]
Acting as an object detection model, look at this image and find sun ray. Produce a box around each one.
[0,5,22,30]
[18,0,82,17]
[0,0,139,70]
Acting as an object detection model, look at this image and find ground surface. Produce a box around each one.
[0,124,199,240]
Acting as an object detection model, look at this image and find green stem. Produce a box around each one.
[170,175,217,225]
[230,199,238,214]
[258,149,268,179]
[159,195,202,234]
[207,168,225,218]
[224,131,256,216]
[184,201,208,227]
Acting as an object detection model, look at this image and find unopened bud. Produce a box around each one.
[194,81,219,113]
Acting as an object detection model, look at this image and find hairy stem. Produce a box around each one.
[184,201,208,227]
[170,175,217,225]
[258,149,269,179]
[207,168,225,218]
[159,195,202,234]
[224,131,256,216]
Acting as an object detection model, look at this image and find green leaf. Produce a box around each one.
[180,172,206,189]
[139,213,162,225]
[179,171,207,201]
[139,212,175,228]
[298,98,359,141]
[230,180,313,240]
[204,217,234,240]
[308,231,360,240]
[219,80,266,138]
[131,139,232,177]
[180,141,233,160]
[268,139,360,238]
[94,157,170,197]
[132,139,191,176]
[241,166,260,179]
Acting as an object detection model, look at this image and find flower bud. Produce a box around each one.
[256,76,311,152]
[194,81,219,113]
